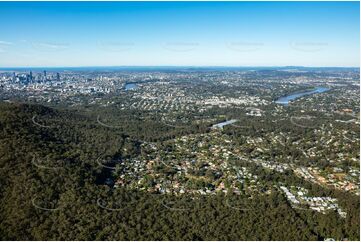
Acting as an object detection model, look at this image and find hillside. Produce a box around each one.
[0,102,358,240]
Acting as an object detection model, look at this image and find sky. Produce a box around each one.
[0,1,359,67]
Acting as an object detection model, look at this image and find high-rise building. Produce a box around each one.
[56,72,60,82]
[29,71,33,81]
[43,70,47,81]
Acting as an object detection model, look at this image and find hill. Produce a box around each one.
[0,102,358,240]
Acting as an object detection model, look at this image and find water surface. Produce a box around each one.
[275,87,330,105]
[212,119,238,129]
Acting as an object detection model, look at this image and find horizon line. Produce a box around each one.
[0,65,359,69]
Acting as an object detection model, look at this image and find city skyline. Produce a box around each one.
[0,1,359,67]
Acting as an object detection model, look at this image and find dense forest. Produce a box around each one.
[0,102,359,240]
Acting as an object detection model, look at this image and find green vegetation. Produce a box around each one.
[0,102,359,240]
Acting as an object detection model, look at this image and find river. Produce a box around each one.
[275,87,330,105]
[212,119,238,129]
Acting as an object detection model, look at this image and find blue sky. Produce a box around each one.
[0,1,359,67]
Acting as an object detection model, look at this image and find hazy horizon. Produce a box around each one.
[0,65,359,70]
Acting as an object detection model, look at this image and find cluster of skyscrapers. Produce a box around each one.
[10,70,60,84]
